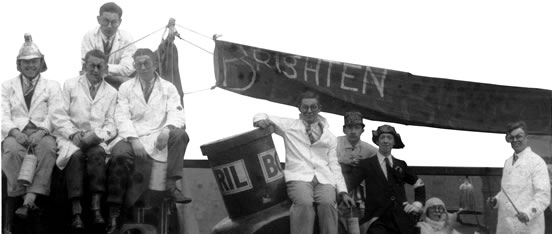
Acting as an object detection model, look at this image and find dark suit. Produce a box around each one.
[345,156,425,234]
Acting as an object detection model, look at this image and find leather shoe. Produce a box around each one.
[15,205,29,219]
[106,217,118,234]
[167,187,192,204]
[72,214,84,229]
[92,210,105,224]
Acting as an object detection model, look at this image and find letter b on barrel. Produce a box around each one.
[258,149,283,183]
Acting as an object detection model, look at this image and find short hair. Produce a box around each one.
[296,90,320,106]
[506,121,528,134]
[133,48,159,66]
[84,49,107,62]
[99,2,123,18]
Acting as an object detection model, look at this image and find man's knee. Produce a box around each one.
[85,145,106,158]
[68,150,85,164]
[35,135,56,154]
[2,137,25,153]
[169,128,189,144]
[110,141,134,158]
[293,196,315,207]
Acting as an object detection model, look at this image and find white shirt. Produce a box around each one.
[253,113,348,193]
[377,152,394,179]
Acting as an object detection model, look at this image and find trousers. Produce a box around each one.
[65,145,107,198]
[107,128,189,207]
[287,177,338,234]
[2,126,57,197]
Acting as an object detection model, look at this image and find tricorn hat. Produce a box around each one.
[343,111,365,127]
[372,124,405,149]
[17,33,47,72]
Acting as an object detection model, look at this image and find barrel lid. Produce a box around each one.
[200,126,274,156]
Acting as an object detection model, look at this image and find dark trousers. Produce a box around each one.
[107,129,189,206]
[367,206,418,234]
[65,145,107,199]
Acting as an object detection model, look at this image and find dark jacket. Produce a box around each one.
[345,156,425,234]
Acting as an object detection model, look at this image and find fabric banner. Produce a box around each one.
[213,40,552,135]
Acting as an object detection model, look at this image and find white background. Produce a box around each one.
[2,0,550,167]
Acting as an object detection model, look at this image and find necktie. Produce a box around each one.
[512,154,518,165]
[143,82,153,102]
[23,78,36,96]
[89,84,97,99]
[306,124,316,144]
[103,39,112,58]
[384,157,393,181]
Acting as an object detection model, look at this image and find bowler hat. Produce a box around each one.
[343,111,365,127]
[372,124,405,149]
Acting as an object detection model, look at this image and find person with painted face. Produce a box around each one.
[345,124,426,234]
[487,121,550,234]
[417,197,461,234]
[1,34,64,226]
[253,91,355,234]
[81,2,137,88]
[50,49,118,229]
[105,48,189,234]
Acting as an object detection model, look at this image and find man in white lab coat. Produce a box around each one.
[81,2,136,89]
[1,34,63,223]
[105,48,189,233]
[52,49,118,229]
[488,121,550,234]
[253,91,355,234]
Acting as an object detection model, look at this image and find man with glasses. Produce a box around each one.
[81,2,136,89]
[51,49,118,229]
[487,121,550,234]
[105,48,189,234]
[253,91,355,234]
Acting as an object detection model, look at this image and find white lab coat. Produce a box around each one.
[1,75,64,140]
[52,75,118,169]
[113,76,185,162]
[494,147,551,234]
[81,27,136,77]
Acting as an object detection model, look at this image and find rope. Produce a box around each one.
[176,24,213,40]
[108,26,166,57]
[104,23,217,93]
[175,36,213,55]
[184,85,217,95]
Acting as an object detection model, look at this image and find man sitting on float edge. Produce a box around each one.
[2,34,62,221]
[253,91,355,234]
[106,48,189,233]
[51,49,118,229]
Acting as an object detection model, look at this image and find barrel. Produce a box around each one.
[17,153,37,186]
[200,126,287,219]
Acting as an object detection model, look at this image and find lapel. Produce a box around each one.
[29,77,46,113]
[369,156,388,184]
[78,76,93,102]
[148,78,161,104]
[12,77,26,111]
[132,78,147,105]
[111,31,120,55]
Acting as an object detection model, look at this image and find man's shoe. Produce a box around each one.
[14,205,29,219]
[167,187,192,204]
[72,214,84,229]
[92,210,105,224]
